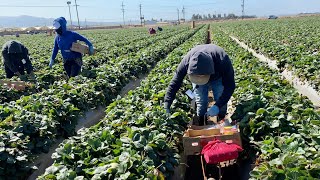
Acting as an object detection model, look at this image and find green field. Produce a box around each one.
[1,16,320,179]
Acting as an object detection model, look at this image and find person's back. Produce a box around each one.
[1,40,34,79]
[164,44,236,125]
[149,28,156,34]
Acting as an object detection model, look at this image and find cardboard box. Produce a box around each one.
[0,80,26,91]
[183,126,242,156]
[71,42,95,55]
[187,125,220,137]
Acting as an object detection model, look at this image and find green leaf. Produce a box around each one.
[256,108,266,115]
[170,112,181,118]
[119,152,130,163]
[270,120,280,128]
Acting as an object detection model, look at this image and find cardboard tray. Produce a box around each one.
[0,80,26,91]
[183,126,242,156]
[187,125,220,137]
[71,42,95,55]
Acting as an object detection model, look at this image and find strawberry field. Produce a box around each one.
[1,16,320,180]
[0,25,207,179]
[211,25,320,179]
[215,16,320,93]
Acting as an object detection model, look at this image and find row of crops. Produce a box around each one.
[211,25,320,179]
[1,16,320,179]
[216,16,320,93]
[38,26,208,179]
[0,25,207,179]
[0,26,190,103]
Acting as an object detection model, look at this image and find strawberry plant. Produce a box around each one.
[39,26,208,179]
[212,25,320,179]
[0,26,204,179]
[215,16,320,93]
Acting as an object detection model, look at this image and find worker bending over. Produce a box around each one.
[164,44,236,125]
[2,40,34,80]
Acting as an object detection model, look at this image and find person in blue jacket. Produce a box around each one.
[49,17,94,77]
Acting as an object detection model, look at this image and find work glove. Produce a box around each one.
[28,72,36,81]
[49,58,54,69]
[19,75,28,81]
[206,105,220,117]
[89,46,94,55]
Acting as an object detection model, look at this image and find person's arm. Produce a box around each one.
[215,55,236,108]
[164,57,188,109]
[21,45,33,73]
[72,32,92,47]
[2,48,19,74]
[51,38,59,60]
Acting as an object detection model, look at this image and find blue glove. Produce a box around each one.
[207,105,220,117]
[89,46,94,55]
[49,58,54,69]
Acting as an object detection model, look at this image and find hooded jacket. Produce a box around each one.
[164,44,236,109]
[51,17,93,62]
[2,40,33,73]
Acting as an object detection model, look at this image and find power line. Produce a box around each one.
[139,4,144,26]
[121,2,125,26]
[0,5,90,8]
[241,0,245,19]
[0,5,65,7]
[182,6,185,20]
[177,8,180,24]
[67,1,73,28]
[74,0,80,29]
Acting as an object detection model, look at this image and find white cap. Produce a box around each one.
[188,74,210,85]
[53,21,61,30]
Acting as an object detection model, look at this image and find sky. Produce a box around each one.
[0,0,319,22]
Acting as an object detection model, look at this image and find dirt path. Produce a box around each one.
[230,36,320,108]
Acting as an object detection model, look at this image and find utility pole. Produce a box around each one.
[241,0,245,19]
[121,2,125,26]
[139,4,143,26]
[85,18,87,29]
[67,1,73,29]
[182,6,185,21]
[177,8,180,24]
[74,0,80,29]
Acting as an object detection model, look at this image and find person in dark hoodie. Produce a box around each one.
[2,40,35,79]
[164,44,236,125]
[49,17,94,77]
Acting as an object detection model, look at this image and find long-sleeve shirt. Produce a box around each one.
[164,44,236,109]
[51,17,92,62]
[2,41,33,73]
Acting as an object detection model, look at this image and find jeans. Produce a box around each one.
[63,58,82,77]
[192,78,227,119]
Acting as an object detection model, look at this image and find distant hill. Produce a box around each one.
[0,15,130,28]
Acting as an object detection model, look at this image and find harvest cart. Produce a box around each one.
[183,120,242,180]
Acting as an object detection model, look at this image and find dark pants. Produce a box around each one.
[4,64,25,78]
[63,58,82,77]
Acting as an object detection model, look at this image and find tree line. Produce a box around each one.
[191,13,256,20]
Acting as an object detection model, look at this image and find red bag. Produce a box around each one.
[201,140,243,164]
